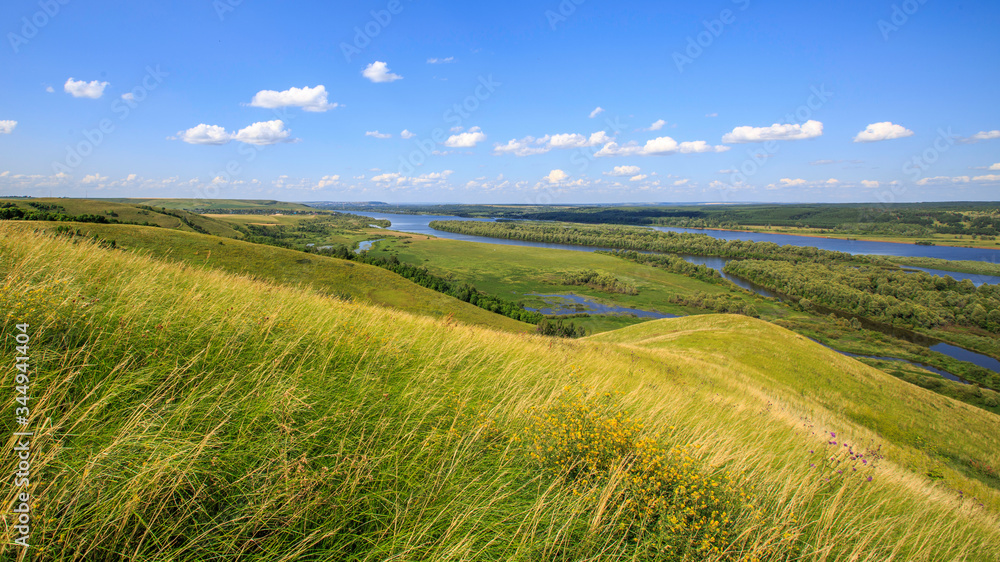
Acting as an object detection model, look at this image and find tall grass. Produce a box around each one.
[1,224,999,560]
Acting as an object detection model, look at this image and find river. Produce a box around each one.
[349,211,1000,377]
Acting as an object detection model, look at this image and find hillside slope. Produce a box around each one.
[1,198,243,238]
[2,225,999,560]
[9,221,533,333]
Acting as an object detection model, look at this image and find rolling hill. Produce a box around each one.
[3,222,1000,559]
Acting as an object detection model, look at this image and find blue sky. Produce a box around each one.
[1,0,999,203]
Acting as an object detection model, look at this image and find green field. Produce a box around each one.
[3,223,1000,559]
[366,235,784,329]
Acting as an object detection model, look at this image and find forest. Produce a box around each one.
[724,260,1000,333]
[430,220,880,263]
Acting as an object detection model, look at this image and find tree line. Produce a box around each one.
[314,245,586,336]
[430,220,880,264]
[724,260,1000,333]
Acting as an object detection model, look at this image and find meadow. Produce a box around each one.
[3,223,1000,560]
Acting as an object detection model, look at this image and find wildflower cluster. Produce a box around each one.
[523,386,751,558]
[0,279,73,331]
[809,432,881,484]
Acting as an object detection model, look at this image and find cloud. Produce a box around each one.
[177,121,294,145]
[45,86,55,93]
[706,113,718,118]
[64,78,109,99]
[605,165,641,177]
[861,180,880,188]
[248,85,338,112]
[81,173,108,184]
[718,169,738,174]
[427,57,454,64]
[316,175,341,189]
[647,119,666,131]
[961,130,1000,144]
[973,174,1000,182]
[233,120,292,145]
[176,124,233,145]
[369,170,455,190]
[493,131,610,156]
[809,159,837,166]
[444,126,486,148]
[121,92,135,102]
[0,121,16,134]
[779,178,807,187]
[722,120,823,143]
[545,169,569,183]
[629,174,649,182]
[362,61,403,83]
[596,136,728,157]
[589,107,605,118]
[853,122,914,143]
[916,175,970,186]
[400,129,416,139]
[365,130,391,139]
[673,179,690,186]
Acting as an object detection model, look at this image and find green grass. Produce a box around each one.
[4,198,244,238]
[368,236,782,323]
[3,223,1000,559]
[10,221,532,334]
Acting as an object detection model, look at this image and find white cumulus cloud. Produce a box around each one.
[400,129,416,139]
[853,122,914,143]
[365,130,391,139]
[444,126,486,148]
[0,120,17,134]
[629,174,649,182]
[545,169,569,183]
[605,165,641,177]
[973,174,1000,182]
[589,107,605,118]
[596,136,728,157]
[494,131,615,156]
[233,120,292,145]
[176,124,233,145]
[861,180,880,188]
[962,130,1000,144]
[362,61,403,83]
[647,119,666,131]
[779,178,807,187]
[916,176,971,186]
[248,85,338,112]
[722,120,824,143]
[64,78,109,99]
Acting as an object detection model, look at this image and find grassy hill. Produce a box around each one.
[2,224,1000,560]
[1,198,243,238]
[7,221,532,334]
